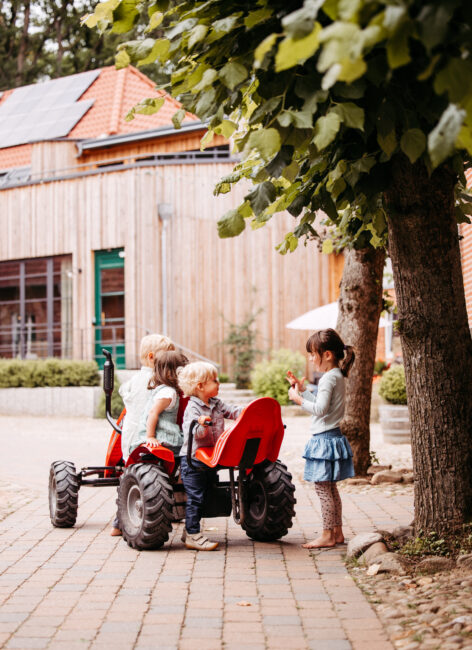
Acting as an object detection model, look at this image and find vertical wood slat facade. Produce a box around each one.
[0,161,341,369]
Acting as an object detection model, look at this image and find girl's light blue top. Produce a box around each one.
[300,367,345,434]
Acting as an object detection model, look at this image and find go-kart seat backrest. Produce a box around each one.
[194,397,284,469]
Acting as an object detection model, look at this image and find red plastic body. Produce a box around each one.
[103,396,190,476]
[195,397,284,468]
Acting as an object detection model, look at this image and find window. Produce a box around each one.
[0,255,72,359]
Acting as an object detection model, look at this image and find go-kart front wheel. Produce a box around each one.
[242,460,296,541]
[49,461,80,527]
[118,463,174,550]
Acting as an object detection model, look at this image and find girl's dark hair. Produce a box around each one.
[148,351,189,390]
[305,328,355,377]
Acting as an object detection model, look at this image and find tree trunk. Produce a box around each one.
[336,247,385,475]
[385,154,472,534]
[15,0,30,87]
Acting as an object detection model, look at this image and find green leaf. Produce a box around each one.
[193,68,218,92]
[217,208,246,238]
[137,38,169,66]
[254,33,278,67]
[115,49,130,69]
[188,24,209,49]
[457,125,472,156]
[434,59,472,104]
[247,129,281,160]
[244,8,273,30]
[322,239,334,254]
[209,14,242,40]
[146,10,163,32]
[200,129,215,150]
[428,104,466,168]
[246,181,277,215]
[383,6,406,32]
[331,103,364,130]
[377,129,397,158]
[195,87,217,119]
[313,113,342,150]
[214,120,237,138]
[282,0,323,37]
[276,232,299,254]
[219,62,248,90]
[112,0,139,34]
[386,28,411,69]
[275,23,322,72]
[277,110,313,129]
[172,109,186,129]
[400,129,426,164]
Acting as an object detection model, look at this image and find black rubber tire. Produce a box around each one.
[49,461,80,527]
[242,460,296,542]
[118,463,174,550]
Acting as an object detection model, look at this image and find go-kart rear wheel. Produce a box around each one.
[118,463,174,550]
[49,461,80,527]
[242,460,296,541]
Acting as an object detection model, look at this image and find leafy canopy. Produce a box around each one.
[87,0,472,252]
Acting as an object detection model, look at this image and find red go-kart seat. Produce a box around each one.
[195,397,284,469]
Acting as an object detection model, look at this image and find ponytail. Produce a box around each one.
[340,345,355,377]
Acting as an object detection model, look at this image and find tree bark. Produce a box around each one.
[385,154,472,534]
[336,247,385,475]
[15,0,30,87]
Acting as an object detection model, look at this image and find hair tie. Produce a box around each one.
[343,344,347,350]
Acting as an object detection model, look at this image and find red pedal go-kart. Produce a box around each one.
[48,350,296,550]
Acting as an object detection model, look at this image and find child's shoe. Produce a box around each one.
[110,527,122,537]
[181,529,218,551]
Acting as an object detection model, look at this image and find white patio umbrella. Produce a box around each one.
[286,301,388,330]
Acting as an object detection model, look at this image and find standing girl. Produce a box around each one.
[288,329,355,549]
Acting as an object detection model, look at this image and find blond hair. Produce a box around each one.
[177,361,218,397]
[140,334,175,364]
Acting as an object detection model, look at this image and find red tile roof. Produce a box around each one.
[0,66,197,170]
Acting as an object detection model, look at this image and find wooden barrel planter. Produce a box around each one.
[379,404,410,443]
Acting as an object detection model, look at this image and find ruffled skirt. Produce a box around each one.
[303,428,354,483]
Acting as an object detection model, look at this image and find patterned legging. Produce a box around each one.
[314,481,342,530]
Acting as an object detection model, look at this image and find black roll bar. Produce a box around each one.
[102,348,122,435]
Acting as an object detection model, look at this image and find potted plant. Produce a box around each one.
[378,364,410,443]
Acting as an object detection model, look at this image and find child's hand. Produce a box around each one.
[146,438,160,448]
[198,415,211,426]
[286,370,306,392]
[288,385,304,406]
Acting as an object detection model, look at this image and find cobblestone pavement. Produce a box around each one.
[0,414,413,650]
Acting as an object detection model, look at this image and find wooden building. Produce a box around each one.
[0,66,344,369]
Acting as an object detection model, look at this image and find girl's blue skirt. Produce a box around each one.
[303,428,355,483]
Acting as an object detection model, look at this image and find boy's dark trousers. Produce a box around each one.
[180,456,217,534]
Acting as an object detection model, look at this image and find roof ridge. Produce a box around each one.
[109,67,127,135]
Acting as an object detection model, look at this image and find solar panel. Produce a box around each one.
[0,69,100,149]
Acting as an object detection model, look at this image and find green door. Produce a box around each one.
[94,249,125,369]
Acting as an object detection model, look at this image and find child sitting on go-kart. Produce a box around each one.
[177,362,242,551]
[130,350,188,457]
[110,333,175,536]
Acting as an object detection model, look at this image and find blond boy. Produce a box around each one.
[178,362,242,550]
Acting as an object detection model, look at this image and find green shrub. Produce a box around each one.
[374,359,389,376]
[218,373,230,383]
[222,308,261,389]
[378,364,407,404]
[0,359,100,388]
[251,349,305,405]
[97,375,125,419]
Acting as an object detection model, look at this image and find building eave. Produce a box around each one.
[76,121,207,155]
